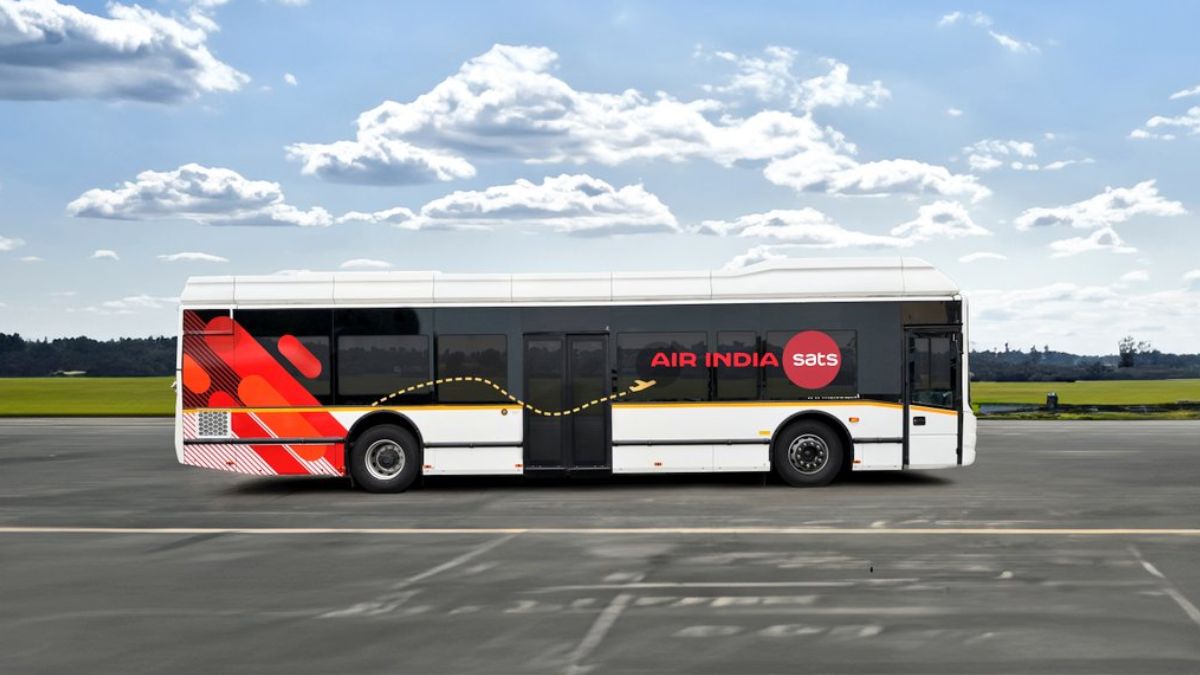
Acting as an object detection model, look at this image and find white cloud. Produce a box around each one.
[963,138,1090,172]
[959,251,1007,263]
[283,72,298,87]
[1014,180,1185,230]
[0,234,23,251]
[698,208,910,248]
[68,163,333,227]
[722,244,789,270]
[700,46,889,111]
[90,249,119,260]
[1120,270,1150,283]
[938,11,1039,54]
[80,294,178,315]
[0,0,248,102]
[763,155,991,202]
[18,255,43,262]
[1130,106,1200,140]
[157,251,229,263]
[340,258,392,270]
[287,44,983,201]
[889,201,990,241]
[946,107,963,117]
[1048,227,1137,258]
[340,174,679,236]
[1168,85,1200,100]
[969,281,1200,353]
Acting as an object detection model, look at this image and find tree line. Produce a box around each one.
[0,332,1196,381]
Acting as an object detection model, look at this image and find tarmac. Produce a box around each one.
[1,418,1198,673]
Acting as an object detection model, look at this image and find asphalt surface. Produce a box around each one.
[1,419,1198,674]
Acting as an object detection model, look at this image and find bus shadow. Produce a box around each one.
[228,470,951,495]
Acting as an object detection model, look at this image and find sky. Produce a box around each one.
[0,0,1198,354]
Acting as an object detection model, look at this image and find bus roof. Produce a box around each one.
[180,257,960,307]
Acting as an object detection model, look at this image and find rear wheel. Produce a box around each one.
[349,425,420,493]
[773,420,843,487]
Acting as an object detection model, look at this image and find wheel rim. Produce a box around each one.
[364,439,406,481]
[787,434,829,475]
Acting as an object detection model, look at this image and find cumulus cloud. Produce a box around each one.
[68,163,333,227]
[698,208,910,249]
[1120,270,1150,283]
[938,11,1039,54]
[1014,180,1185,231]
[1048,227,1137,258]
[0,0,248,102]
[90,249,119,260]
[340,174,679,236]
[1169,85,1200,100]
[889,201,990,241]
[1130,106,1200,140]
[286,44,985,201]
[946,107,964,117]
[0,234,23,251]
[722,244,789,270]
[283,72,298,87]
[959,251,1007,263]
[340,258,392,270]
[962,138,1091,172]
[157,251,229,263]
[19,255,42,262]
[699,46,889,111]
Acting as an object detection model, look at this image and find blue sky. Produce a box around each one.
[1,0,1198,353]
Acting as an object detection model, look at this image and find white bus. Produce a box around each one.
[175,258,976,492]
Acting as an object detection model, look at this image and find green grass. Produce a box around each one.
[971,379,1200,406]
[0,377,175,416]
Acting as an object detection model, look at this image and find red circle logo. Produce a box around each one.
[782,331,842,389]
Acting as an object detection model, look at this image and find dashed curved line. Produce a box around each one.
[371,377,655,417]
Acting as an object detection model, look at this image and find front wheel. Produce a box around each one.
[773,420,843,487]
[348,425,420,493]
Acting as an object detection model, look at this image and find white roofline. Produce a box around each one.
[179,257,961,307]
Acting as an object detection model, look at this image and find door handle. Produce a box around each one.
[913,416,926,426]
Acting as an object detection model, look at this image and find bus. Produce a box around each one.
[175,257,976,492]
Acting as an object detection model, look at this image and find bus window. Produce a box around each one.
[715,331,758,400]
[436,335,508,403]
[617,332,707,401]
[337,335,430,404]
[235,309,332,404]
[910,334,957,409]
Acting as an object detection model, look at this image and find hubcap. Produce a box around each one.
[787,434,829,475]
[364,439,406,480]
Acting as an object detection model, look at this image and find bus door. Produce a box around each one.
[523,334,611,471]
[905,327,962,468]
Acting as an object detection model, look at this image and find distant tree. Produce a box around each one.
[1118,335,1137,368]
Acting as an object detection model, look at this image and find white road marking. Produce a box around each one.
[1129,544,1200,631]
[2,526,1200,536]
[564,592,633,675]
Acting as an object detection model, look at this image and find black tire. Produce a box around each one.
[772,420,843,487]
[348,425,420,493]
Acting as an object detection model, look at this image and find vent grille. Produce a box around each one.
[197,411,230,438]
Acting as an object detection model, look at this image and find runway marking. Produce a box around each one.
[3,526,1200,536]
[1129,545,1200,631]
[564,592,633,675]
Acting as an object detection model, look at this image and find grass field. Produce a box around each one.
[971,379,1200,406]
[1,377,1198,417]
[0,377,174,416]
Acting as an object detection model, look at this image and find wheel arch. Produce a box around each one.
[344,411,425,469]
[771,410,855,473]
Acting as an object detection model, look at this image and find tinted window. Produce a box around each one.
[337,335,431,404]
[235,309,332,404]
[715,331,758,400]
[183,309,232,335]
[436,335,508,403]
[910,333,958,409]
[764,329,858,399]
[617,332,708,401]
